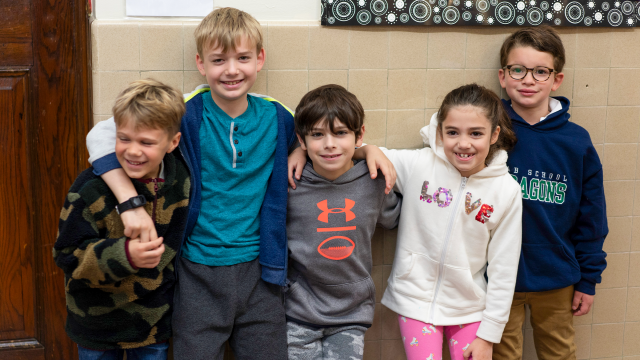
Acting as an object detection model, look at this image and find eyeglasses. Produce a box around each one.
[504,64,556,82]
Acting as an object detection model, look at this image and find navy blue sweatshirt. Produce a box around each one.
[504,97,608,295]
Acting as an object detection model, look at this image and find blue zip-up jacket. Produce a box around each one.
[503,97,608,295]
[90,88,297,286]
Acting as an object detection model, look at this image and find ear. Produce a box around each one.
[256,48,266,73]
[355,125,365,147]
[196,53,206,76]
[551,71,564,92]
[490,126,501,145]
[498,68,507,89]
[167,132,182,153]
[296,133,307,151]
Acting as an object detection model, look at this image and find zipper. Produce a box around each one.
[151,179,160,223]
[428,176,468,323]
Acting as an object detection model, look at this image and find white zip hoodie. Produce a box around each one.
[380,113,523,343]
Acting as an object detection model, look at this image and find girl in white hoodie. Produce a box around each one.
[363,84,523,360]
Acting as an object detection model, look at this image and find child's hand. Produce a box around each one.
[572,291,594,316]
[128,237,165,269]
[288,147,307,190]
[361,145,396,194]
[121,207,158,243]
[463,337,493,360]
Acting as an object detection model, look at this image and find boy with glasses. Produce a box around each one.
[493,26,608,360]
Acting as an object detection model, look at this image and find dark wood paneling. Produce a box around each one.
[29,0,91,359]
[0,73,34,342]
[0,346,45,360]
[0,1,32,66]
[0,0,90,358]
[0,43,33,67]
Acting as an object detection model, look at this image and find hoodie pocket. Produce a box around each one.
[287,276,376,319]
[393,252,439,300]
[519,243,580,290]
[436,265,484,311]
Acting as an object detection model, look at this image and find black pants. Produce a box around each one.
[172,257,287,360]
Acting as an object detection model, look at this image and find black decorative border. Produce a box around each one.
[321,0,639,26]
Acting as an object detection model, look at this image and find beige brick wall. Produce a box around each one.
[91,20,640,359]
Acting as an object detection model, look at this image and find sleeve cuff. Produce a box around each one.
[92,153,122,176]
[574,279,596,295]
[476,316,506,344]
[125,239,139,270]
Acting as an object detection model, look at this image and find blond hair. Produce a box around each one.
[194,7,263,56]
[112,79,185,136]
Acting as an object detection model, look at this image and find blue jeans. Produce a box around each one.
[77,342,169,360]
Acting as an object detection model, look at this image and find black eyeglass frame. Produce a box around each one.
[504,64,557,82]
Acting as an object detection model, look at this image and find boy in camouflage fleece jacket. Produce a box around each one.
[53,79,189,358]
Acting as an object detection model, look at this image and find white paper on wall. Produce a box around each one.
[126,0,213,17]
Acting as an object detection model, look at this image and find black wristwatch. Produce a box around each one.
[115,195,147,215]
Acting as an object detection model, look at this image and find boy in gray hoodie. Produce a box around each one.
[286,84,402,359]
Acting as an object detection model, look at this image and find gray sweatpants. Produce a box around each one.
[287,321,367,360]
[172,257,287,360]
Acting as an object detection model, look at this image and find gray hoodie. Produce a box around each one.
[285,160,401,327]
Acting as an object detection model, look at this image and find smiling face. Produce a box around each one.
[115,119,181,179]
[196,37,265,110]
[298,118,365,181]
[439,106,501,178]
[499,46,564,117]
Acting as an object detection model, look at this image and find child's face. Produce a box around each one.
[115,119,181,179]
[297,119,365,181]
[439,106,500,178]
[196,37,265,107]
[499,46,564,111]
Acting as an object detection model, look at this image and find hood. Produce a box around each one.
[502,96,571,132]
[419,112,509,178]
[299,159,371,185]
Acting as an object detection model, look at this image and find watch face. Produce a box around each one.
[132,197,143,206]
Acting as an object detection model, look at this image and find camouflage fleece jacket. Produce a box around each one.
[53,152,190,350]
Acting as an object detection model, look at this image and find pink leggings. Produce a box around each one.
[398,315,481,360]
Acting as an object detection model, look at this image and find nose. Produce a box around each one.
[522,70,536,84]
[127,143,143,157]
[225,59,239,75]
[458,137,471,149]
[324,134,336,149]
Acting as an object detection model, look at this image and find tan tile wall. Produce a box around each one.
[91,20,640,359]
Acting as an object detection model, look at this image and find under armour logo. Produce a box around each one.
[317,199,356,223]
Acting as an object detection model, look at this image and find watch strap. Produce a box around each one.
[116,195,147,214]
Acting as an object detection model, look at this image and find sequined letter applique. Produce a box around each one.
[475,204,494,224]
[465,192,481,214]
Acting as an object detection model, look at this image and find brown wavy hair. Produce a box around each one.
[294,84,364,143]
[500,25,565,72]
[436,84,517,164]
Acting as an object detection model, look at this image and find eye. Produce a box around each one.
[239,56,250,61]
[446,130,458,136]
[118,137,130,142]
[471,131,483,137]
[535,68,550,75]
[311,132,323,138]
[211,58,223,64]
[336,130,349,136]
[142,142,154,146]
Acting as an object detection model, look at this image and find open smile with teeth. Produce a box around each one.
[222,80,243,85]
[456,153,475,159]
[321,154,341,159]
[127,159,147,166]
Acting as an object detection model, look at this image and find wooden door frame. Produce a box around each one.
[0,0,92,359]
